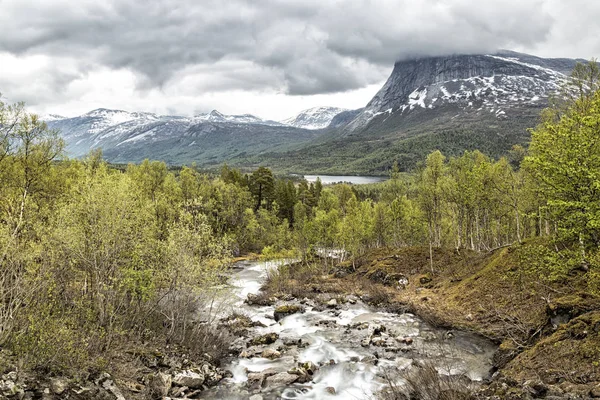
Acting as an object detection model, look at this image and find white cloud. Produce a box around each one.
[0,0,598,119]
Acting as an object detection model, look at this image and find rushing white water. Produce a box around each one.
[200,260,496,400]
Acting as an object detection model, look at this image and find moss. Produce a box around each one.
[547,293,600,320]
[274,304,304,314]
[503,312,600,386]
[249,333,279,346]
[273,304,305,322]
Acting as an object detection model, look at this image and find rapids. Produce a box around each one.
[200,260,496,399]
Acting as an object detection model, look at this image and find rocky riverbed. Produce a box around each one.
[200,259,498,399]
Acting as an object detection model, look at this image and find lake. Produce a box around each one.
[303,175,387,185]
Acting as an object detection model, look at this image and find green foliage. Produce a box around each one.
[526,85,600,248]
[516,244,575,284]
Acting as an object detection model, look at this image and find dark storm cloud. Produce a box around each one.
[0,0,594,96]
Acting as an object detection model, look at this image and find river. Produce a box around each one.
[200,259,496,399]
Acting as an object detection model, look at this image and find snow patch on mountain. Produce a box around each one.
[281,107,348,130]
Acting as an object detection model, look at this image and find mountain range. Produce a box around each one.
[45,50,585,174]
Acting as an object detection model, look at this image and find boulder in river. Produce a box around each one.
[264,373,298,388]
[261,349,282,360]
[274,304,305,321]
[250,332,279,346]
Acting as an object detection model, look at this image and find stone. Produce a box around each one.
[327,299,338,308]
[3,372,17,381]
[49,378,69,395]
[264,373,298,388]
[326,386,336,395]
[0,379,23,398]
[249,395,263,400]
[247,368,278,391]
[101,379,126,400]
[149,372,172,397]
[288,367,311,383]
[170,386,188,397]
[239,350,252,358]
[172,370,205,389]
[274,304,305,322]
[300,361,319,376]
[261,349,281,360]
[249,332,279,346]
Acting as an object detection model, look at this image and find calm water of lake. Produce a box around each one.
[303,175,387,185]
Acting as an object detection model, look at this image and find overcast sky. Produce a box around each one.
[1,0,599,120]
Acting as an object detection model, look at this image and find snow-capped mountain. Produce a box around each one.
[193,110,283,126]
[44,107,325,165]
[41,113,67,122]
[345,51,580,132]
[263,51,586,174]
[281,107,348,130]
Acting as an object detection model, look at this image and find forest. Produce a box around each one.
[0,61,600,397]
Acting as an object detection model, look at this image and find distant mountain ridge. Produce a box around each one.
[45,107,338,165]
[45,50,585,173]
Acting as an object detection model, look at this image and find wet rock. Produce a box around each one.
[288,367,311,383]
[149,373,172,397]
[249,395,264,400]
[239,350,252,358]
[172,370,204,389]
[327,298,338,308]
[316,320,337,328]
[283,338,302,346]
[261,349,281,360]
[249,332,279,346]
[397,336,413,345]
[371,338,388,347]
[326,386,336,395]
[300,361,319,376]
[274,304,305,322]
[201,363,224,386]
[247,368,278,391]
[264,373,298,388]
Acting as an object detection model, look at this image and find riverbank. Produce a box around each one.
[259,244,600,399]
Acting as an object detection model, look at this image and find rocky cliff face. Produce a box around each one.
[346,51,580,132]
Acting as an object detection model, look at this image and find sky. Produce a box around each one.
[1,0,599,121]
